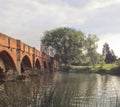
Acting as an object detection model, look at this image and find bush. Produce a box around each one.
[110,67,120,75]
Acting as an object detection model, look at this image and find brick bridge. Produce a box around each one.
[0,33,56,75]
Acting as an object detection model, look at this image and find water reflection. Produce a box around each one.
[0,72,120,107]
[0,72,56,107]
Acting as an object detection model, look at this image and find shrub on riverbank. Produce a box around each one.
[109,66,120,75]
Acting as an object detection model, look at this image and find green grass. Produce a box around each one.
[70,65,92,73]
[70,63,119,74]
[100,63,118,70]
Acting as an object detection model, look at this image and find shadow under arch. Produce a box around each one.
[0,50,16,72]
[35,59,41,70]
[43,61,47,69]
[21,55,32,73]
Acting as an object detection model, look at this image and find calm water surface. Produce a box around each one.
[0,72,120,107]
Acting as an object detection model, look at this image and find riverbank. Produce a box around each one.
[69,63,120,75]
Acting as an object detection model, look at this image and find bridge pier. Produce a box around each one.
[32,47,35,71]
[16,40,21,74]
[17,61,21,74]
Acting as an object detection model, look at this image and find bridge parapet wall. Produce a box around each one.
[35,49,41,57]
[10,37,16,49]
[0,33,17,49]
[21,42,33,55]
[0,33,9,47]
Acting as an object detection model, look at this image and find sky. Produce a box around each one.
[0,0,120,56]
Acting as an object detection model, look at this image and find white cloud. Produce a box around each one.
[0,0,86,32]
[85,0,120,11]
[0,0,89,48]
[0,0,120,52]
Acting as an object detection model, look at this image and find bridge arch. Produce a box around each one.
[0,50,16,72]
[21,55,32,73]
[35,58,41,71]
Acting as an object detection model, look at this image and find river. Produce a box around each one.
[0,72,120,107]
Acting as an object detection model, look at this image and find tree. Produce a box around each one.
[83,34,99,66]
[41,27,84,70]
[102,43,116,63]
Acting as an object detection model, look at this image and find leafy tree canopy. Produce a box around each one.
[41,27,99,71]
[83,34,99,66]
[41,27,84,67]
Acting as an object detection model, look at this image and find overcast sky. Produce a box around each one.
[0,0,120,56]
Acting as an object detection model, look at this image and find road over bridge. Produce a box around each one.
[0,33,56,76]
